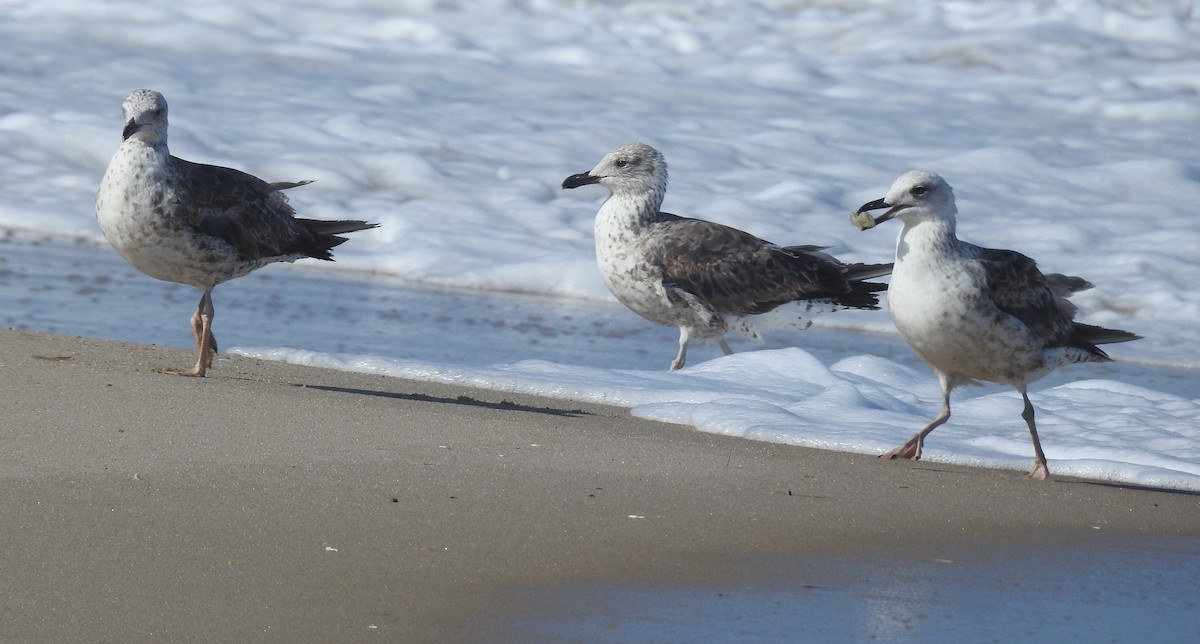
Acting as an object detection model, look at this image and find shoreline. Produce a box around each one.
[2,329,1197,641]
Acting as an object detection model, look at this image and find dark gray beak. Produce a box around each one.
[562,172,600,190]
[855,197,900,225]
[121,118,141,140]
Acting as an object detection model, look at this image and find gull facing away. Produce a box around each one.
[854,171,1140,480]
[95,89,378,377]
[562,142,891,371]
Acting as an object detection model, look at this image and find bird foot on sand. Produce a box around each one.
[880,440,921,461]
[154,366,207,378]
[1025,462,1050,481]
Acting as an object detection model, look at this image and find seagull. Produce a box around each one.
[853,170,1140,479]
[562,142,891,371]
[95,89,378,377]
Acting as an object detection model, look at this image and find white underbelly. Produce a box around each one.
[888,260,1043,382]
[596,246,676,325]
[97,188,259,288]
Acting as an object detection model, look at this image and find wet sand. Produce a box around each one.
[1,329,1197,642]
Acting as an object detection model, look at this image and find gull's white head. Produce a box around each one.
[855,170,956,228]
[561,142,667,200]
[120,89,169,145]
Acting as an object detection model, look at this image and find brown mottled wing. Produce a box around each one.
[977,247,1081,348]
[646,216,864,316]
[980,247,1140,351]
[168,156,324,261]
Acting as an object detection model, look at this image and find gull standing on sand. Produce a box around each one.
[562,142,891,371]
[853,171,1140,479]
[95,89,378,377]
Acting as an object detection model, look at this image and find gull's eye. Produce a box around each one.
[911,185,928,197]
[614,158,630,168]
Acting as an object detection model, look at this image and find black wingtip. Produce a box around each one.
[1075,323,1142,345]
[296,219,378,261]
[298,219,379,236]
[845,262,894,281]
[268,180,315,191]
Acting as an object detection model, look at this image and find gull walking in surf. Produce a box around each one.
[853,171,1140,479]
[563,142,890,371]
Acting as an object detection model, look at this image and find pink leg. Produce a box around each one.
[160,288,216,377]
[669,329,689,371]
[882,388,951,461]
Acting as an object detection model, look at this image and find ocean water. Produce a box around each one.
[512,534,1200,643]
[1,1,1199,489]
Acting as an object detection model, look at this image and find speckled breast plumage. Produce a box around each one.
[96,142,271,289]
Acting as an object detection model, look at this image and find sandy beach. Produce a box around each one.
[1,328,1197,642]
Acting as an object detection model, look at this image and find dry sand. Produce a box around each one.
[1,329,1197,641]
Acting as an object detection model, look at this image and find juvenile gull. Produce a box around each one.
[562,142,891,371]
[95,89,378,377]
[854,171,1140,479]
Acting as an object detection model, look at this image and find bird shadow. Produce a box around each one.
[1080,480,1200,497]
[292,383,593,418]
[903,462,1199,496]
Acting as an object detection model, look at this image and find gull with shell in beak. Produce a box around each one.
[853,170,1140,479]
[562,142,891,371]
[96,89,378,377]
